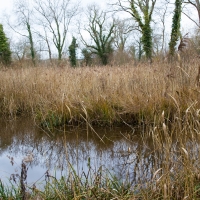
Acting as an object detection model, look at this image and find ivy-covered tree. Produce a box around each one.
[69,37,77,67]
[114,0,156,61]
[81,6,115,65]
[0,24,11,65]
[11,0,36,65]
[169,0,183,56]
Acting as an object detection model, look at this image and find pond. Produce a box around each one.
[0,119,147,186]
[0,117,172,188]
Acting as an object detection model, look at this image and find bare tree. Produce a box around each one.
[34,0,79,60]
[80,5,115,65]
[113,18,136,52]
[8,0,36,64]
[12,38,42,61]
[154,1,169,54]
[11,39,29,61]
[35,22,53,61]
[183,0,200,27]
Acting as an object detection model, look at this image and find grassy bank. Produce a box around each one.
[0,58,199,128]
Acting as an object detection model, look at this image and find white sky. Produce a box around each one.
[0,0,198,58]
[0,0,12,15]
[0,0,197,30]
[0,0,107,14]
[0,0,108,36]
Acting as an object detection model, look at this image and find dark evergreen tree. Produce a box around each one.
[0,24,11,65]
[69,37,77,67]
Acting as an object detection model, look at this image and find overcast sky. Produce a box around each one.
[0,0,107,15]
[0,0,198,58]
[0,0,12,15]
[0,0,197,32]
[0,0,109,34]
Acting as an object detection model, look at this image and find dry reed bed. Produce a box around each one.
[0,62,199,198]
[0,60,199,126]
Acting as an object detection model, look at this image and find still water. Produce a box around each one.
[0,118,154,187]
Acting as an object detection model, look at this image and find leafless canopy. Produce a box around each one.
[34,0,79,60]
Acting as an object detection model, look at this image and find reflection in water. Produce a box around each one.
[0,118,164,187]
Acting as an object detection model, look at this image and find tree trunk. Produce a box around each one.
[27,23,35,65]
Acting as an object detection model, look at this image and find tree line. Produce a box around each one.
[0,0,199,66]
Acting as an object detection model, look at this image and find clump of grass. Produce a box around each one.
[1,161,136,199]
[136,105,200,199]
[37,168,135,199]
[0,180,22,199]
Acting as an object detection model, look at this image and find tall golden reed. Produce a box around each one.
[0,58,199,127]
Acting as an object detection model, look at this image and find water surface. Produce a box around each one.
[0,119,146,183]
[0,118,155,187]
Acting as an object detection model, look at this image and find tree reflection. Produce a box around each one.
[2,118,197,186]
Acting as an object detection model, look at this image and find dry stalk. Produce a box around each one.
[196,65,200,87]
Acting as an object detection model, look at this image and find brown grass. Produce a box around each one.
[0,57,199,127]
[0,58,199,198]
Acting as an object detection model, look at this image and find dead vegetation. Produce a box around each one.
[0,56,199,128]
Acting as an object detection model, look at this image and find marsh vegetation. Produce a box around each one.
[0,56,199,128]
[0,55,199,199]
